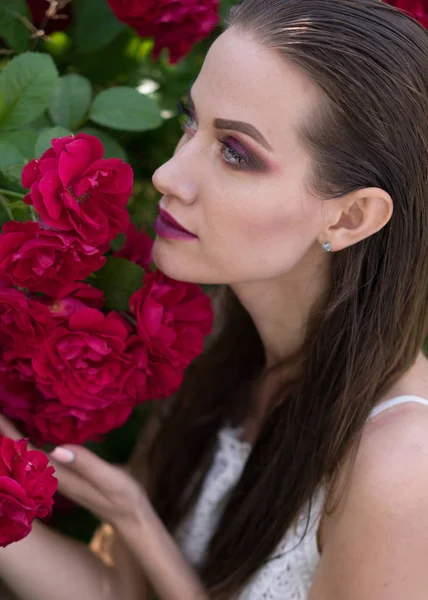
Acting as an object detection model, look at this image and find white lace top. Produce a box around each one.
[175,395,428,599]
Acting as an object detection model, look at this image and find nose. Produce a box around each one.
[152,138,198,205]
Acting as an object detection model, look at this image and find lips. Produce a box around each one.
[158,207,194,235]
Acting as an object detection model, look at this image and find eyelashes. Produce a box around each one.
[176,99,196,130]
[175,98,262,170]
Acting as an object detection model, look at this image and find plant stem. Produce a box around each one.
[120,310,137,327]
[0,195,14,220]
[30,206,38,223]
[0,188,25,200]
[6,200,26,209]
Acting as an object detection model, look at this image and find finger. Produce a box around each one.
[48,448,113,514]
[49,459,92,503]
[50,444,118,483]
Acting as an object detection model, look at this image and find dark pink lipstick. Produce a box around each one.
[153,207,198,240]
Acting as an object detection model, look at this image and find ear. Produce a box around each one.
[318,187,393,252]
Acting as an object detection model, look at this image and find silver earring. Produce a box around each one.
[322,241,332,253]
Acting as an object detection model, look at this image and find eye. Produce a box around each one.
[218,137,247,167]
[176,99,197,132]
[175,98,261,170]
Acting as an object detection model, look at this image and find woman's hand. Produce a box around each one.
[0,414,147,527]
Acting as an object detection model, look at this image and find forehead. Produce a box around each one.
[192,27,323,157]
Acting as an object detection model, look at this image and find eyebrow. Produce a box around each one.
[187,88,273,153]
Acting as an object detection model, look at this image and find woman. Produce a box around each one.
[1,0,428,598]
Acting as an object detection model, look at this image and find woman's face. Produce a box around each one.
[151,28,327,284]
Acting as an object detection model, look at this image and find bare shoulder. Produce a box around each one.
[310,354,428,599]
[351,349,428,497]
[324,351,428,520]
[340,349,428,529]
[355,400,428,503]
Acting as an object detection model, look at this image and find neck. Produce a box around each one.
[230,243,331,420]
[231,244,331,367]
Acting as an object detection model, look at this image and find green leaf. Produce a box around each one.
[73,0,125,54]
[79,126,128,161]
[48,74,92,130]
[0,140,26,182]
[23,112,53,132]
[1,129,38,159]
[10,202,31,222]
[89,87,163,132]
[0,0,31,53]
[0,53,59,130]
[5,163,25,182]
[220,0,239,20]
[35,127,73,157]
[91,257,145,311]
[110,232,125,252]
[0,200,12,228]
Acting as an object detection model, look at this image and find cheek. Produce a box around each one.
[210,183,313,245]
[203,181,321,278]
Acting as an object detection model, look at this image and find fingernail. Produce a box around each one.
[50,447,75,463]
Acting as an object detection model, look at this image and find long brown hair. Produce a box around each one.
[146,1,428,597]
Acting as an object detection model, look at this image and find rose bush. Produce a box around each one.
[107,0,220,63]
[0,0,221,544]
[0,131,213,449]
[0,435,57,547]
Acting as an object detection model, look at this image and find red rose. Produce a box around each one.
[21,134,133,248]
[107,0,220,63]
[32,399,134,446]
[0,286,55,357]
[128,270,213,399]
[0,221,105,298]
[123,336,149,400]
[384,0,428,28]
[54,282,105,310]
[126,335,183,400]
[114,223,153,269]
[48,296,90,322]
[0,359,41,430]
[0,357,132,446]
[0,435,57,547]
[32,307,135,410]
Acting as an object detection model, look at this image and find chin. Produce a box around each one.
[152,240,217,285]
[151,240,197,283]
